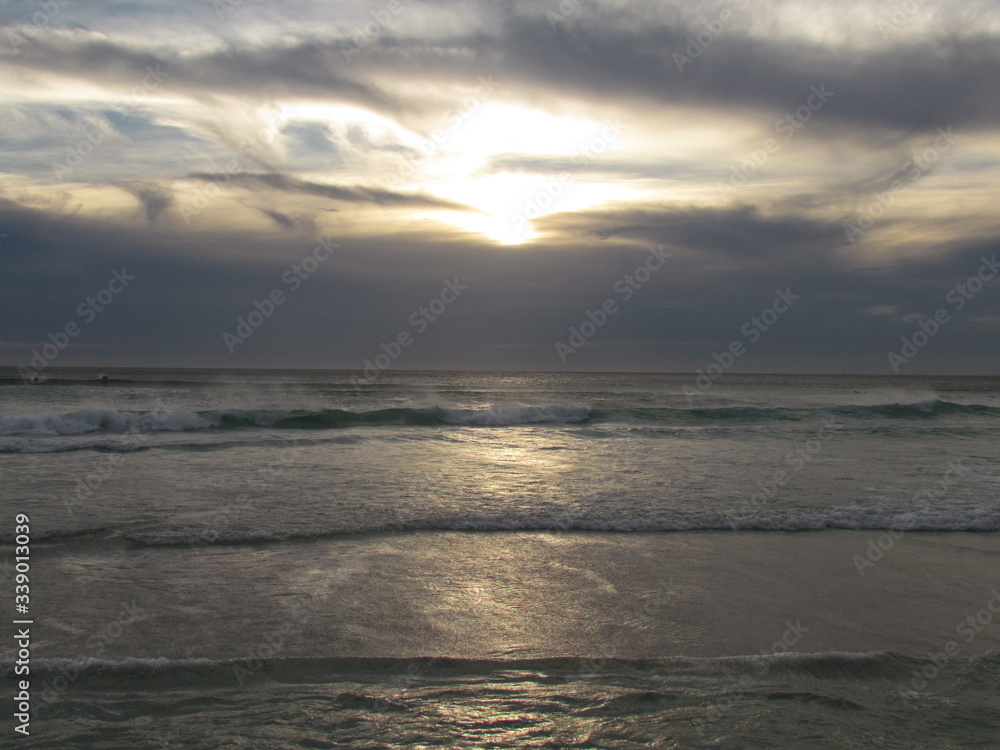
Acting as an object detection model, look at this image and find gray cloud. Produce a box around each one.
[357,11,1000,133]
[186,172,475,211]
[4,18,996,135]
[258,208,298,229]
[114,181,174,224]
[1,194,996,373]
[2,0,998,374]
[0,34,399,116]
[547,203,846,268]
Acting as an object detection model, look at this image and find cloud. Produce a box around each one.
[0,32,396,109]
[114,181,174,224]
[347,8,1000,133]
[186,172,475,211]
[1,0,999,373]
[0,192,997,373]
[5,3,1000,137]
[258,208,297,229]
[550,203,846,267]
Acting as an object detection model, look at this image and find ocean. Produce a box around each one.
[1,367,999,748]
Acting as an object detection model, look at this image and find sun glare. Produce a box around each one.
[424,173,638,245]
[278,100,631,244]
[445,102,610,157]
[415,104,629,244]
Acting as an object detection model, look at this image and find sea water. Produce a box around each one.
[1,368,999,748]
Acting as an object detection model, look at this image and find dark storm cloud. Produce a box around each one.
[3,194,995,373]
[185,172,474,211]
[546,203,847,268]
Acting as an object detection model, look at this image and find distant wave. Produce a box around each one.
[5,652,997,686]
[0,434,366,454]
[0,527,115,545]
[631,399,1000,423]
[2,399,995,438]
[833,399,1000,419]
[0,405,594,436]
[7,508,1000,547]
[0,438,151,454]
[0,375,445,389]
[87,510,996,548]
[0,377,208,388]
[5,508,998,547]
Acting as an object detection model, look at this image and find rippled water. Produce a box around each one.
[2,368,999,747]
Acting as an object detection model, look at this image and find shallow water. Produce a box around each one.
[2,368,999,747]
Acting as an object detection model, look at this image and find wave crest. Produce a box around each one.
[5,652,997,685]
[0,405,593,436]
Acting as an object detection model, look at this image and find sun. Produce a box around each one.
[423,173,638,245]
[411,103,630,244]
[279,100,632,245]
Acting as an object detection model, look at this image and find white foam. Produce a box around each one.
[0,408,212,436]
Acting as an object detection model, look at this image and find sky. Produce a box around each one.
[1,0,998,375]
